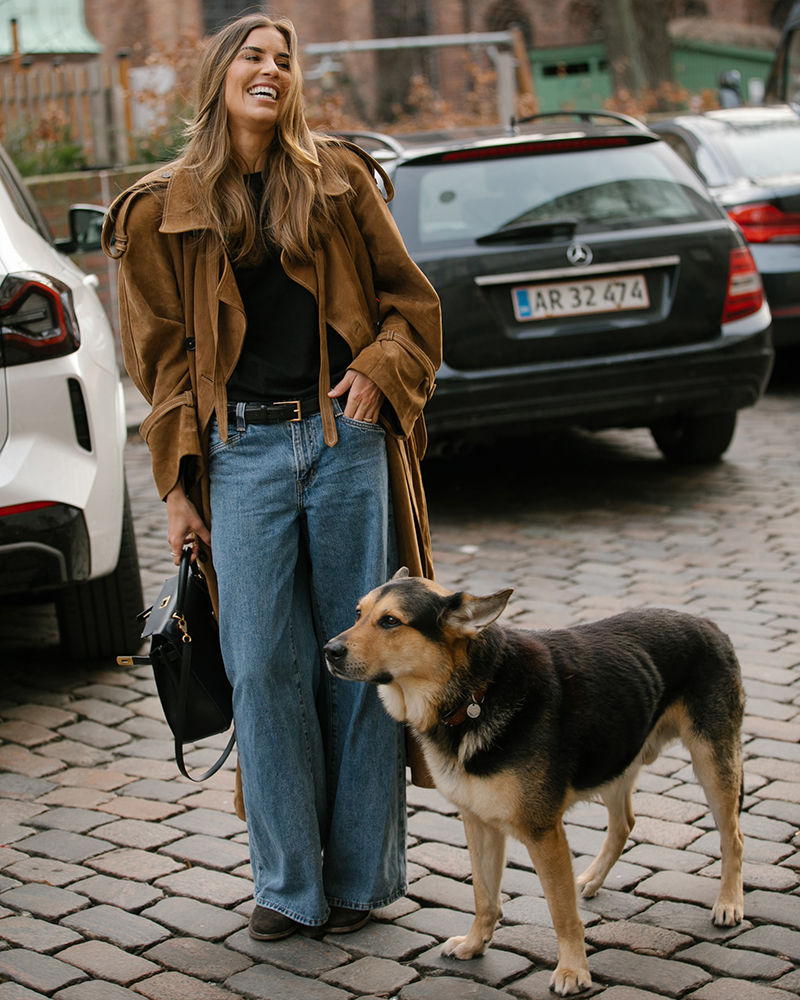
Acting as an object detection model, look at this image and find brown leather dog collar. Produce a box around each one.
[442,687,488,727]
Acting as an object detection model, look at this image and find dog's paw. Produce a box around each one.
[576,871,602,898]
[550,963,592,995]
[442,934,487,960]
[711,897,744,927]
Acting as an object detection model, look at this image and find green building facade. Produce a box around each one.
[528,39,774,112]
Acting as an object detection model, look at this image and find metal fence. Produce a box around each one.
[0,60,132,169]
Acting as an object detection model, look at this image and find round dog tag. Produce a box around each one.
[467,702,481,719]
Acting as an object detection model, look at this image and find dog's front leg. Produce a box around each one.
[442,808,506,959]
[525,821,591,995]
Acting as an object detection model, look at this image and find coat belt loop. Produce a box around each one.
[215,374,229,441]
[315,251,338,447]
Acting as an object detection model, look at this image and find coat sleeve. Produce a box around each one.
[341,151,442,436]
[105,190,202,500]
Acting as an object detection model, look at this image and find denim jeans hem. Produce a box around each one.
[326,882,408,913]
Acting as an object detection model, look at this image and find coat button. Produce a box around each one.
[184,338,196,351]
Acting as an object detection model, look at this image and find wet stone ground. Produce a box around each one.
[2,361,800,999]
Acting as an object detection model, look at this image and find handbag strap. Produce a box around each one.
[172,544,236,782]
[175,544,192,617]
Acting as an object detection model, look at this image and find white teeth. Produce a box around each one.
[249,87,277,99]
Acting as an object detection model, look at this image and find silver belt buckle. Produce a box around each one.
[275,400,301,422]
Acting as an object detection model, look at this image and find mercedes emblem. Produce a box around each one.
[567,242,593,266]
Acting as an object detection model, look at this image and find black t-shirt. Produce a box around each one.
[226,173,352,403]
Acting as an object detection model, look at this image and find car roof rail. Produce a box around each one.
[331,131,406,158]
[516,110,651,132]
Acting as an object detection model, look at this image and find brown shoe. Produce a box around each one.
[249,904,298,941]
[324,906,371,934]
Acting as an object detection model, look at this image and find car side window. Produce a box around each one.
[660,131,725,188]
[0,146,53,242]
[693,145,726,187]
[660,133,695,169]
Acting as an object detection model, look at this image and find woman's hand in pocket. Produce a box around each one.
[329,370,384,423]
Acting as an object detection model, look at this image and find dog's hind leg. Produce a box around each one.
[576,765,639,899]
[689,736,744,926]
[442,808,506,959]
[525,820,591,995]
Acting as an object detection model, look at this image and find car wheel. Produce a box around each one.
[56,479,144,661]
[650,412,737,463]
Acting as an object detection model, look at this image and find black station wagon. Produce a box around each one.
[339,113,774,462]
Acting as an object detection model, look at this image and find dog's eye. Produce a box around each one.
[379,615,401,629]
[355,608,362,621]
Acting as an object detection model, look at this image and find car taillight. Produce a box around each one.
[0,272,80,367]
[0,501,57,517]
[727,202,800,243]
[721,246,764,324]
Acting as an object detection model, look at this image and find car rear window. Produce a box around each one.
[710,119,800,181]
[392,141,721,251]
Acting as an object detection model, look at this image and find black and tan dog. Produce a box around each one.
[324,570,745,995]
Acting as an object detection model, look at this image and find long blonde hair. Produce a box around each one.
[179,14,349,264]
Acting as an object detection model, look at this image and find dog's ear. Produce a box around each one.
[442,589,513,637]
[392,567,410,580]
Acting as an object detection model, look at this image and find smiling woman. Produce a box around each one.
[102,11,441,952]
[223,27,292,170]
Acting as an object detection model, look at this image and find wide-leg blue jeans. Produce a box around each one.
[208,403,407,926]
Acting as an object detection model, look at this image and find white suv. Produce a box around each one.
[0,144,142,659]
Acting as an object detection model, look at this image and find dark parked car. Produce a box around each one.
[339,113,773,462]
[652,105,800,348]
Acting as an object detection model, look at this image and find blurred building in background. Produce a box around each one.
[0,0,793,176]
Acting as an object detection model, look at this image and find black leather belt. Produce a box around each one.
[227,398,321,425]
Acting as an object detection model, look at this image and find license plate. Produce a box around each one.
[512,274,650,322]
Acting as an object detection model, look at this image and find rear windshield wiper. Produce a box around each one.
[475,217,578,245]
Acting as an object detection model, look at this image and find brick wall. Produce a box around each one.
[84,0,202,66]
[75,0,783,137]
[79,0,780,74]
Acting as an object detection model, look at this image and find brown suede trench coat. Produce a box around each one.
[102,144,441,795]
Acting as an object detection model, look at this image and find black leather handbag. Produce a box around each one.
[117,545,235,780]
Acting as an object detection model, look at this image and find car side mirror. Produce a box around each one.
[55,204,107,255]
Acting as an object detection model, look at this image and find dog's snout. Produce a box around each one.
[324,639,347,662]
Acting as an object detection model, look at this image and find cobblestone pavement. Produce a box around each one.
[3,367,800,999]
